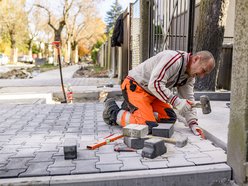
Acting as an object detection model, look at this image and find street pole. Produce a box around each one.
[52,41,67,103]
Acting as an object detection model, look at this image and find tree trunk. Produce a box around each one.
[65,40,71,64]
[71,41,78,64]
[193,0,229,91]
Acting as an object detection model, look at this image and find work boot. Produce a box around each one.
[103,98,120,125]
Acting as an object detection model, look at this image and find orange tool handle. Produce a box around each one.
[196,129,206,139]
[87,134,124,150]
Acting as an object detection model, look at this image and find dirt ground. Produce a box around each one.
[73,65,109,78]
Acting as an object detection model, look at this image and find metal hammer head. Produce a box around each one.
[175,136,188,148]
[200,95,211,114]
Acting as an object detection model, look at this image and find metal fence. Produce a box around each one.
[130,0,141,67]
[149,0,195,56]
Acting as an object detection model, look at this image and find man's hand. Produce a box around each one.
[190,124,205,139]
[174,99,193,115]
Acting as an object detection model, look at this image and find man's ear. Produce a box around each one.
[194,55,200,63]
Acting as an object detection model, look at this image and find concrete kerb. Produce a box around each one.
[202,129,227,152]
[52,90,230,102]
[0,164,231,186]
[0,93,54,104]
[53,89,123,102]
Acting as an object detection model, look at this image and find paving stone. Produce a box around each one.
[7,137,28,145]
[72,159,99,174]
[167,157,195,167]
[38,144,59,152]
[29,152,55,163]
[96,131,112,138]
[97,125,110,130]
[124,136,147,149]
[12,148,39,158]
[176,144,200,153]
[97,144,115,154]
[48,166,75,175]
[123,124,148,138]
[70,119,82,123]
[49,156,76,168]
[194,141,223,152]
[204,150,227,163]
[76,149,98,160]
[152,124,174,138]
[1,158,32,170]
[0,144,22,154]
[19,162,53,177]
[118,152,141,158]
[0,135,14,142]
[66,127,81,133]
[80,135,95,142]
[44,136,62,144]
[96,163,123,172]
[142,138,167,159]
[0,169,26,178]
[119,157,148,171]
[0,153,15,164]
[187,156,214,165]
[184,152,209,159]
[96,153,122,165]
[64,133,79,139]
[23,141,42,148]
[81,128,95,135]
[141,160,168,169]
[53,146,64,156]
[63,139,77,160]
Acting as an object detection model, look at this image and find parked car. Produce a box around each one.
[18,55,34,64]
[0,53,9,65]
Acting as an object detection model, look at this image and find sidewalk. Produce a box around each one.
[0,65,232,185]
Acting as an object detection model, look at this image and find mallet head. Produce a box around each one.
[200,95,211,114]
[175,136,188,148]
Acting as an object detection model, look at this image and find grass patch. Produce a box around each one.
[39,63,58,73]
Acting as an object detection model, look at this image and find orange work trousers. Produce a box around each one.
[120,77,176,127]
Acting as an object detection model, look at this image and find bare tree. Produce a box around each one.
[0,0,29,63]
[33,0,73,43]
[193,0,229,91]
[65,0,105,63]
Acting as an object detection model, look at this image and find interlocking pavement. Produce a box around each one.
[0,102,227,179]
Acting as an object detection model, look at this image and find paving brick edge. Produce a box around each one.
[0,164,231,186]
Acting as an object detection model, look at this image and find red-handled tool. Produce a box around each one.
[114,145,137,152]
[87,134,123,150]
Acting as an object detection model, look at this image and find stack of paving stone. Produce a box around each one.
[123,123,174,159]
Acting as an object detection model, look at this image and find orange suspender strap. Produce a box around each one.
[87,134,124,150]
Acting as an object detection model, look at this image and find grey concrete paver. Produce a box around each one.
[19,162,53,177]
[0,158,32,170]
[11,148,40,158]
[0,169,26,178]
[0,144,22,154]
[167,157,195,167]
[37,144,59,152]
[119,157,148,171]
[0,153,15,165]
[72,159,100,174]
[48,166,75,175]
[186,156,214,165]
[96,153,122,164]
[0,103,229,180]
[96,163,123,172]
[29,152,55,163]
[49,156,75,168]
[141,160,168,169]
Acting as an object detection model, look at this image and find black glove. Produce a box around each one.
[145,121,158,134]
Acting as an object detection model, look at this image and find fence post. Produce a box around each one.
[187,0,195,53]
[140,0,149,61]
